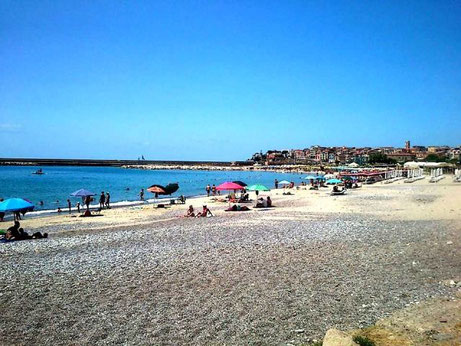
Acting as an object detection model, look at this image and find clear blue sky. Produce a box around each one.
[1,1,460,161]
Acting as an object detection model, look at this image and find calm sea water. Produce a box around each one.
[0,166,302,211]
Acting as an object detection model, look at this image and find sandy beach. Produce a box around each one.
[1,177,460,345]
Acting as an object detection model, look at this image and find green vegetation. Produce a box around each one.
[368,153,396,164]
[425,153,447,162]
[353,335,375,346]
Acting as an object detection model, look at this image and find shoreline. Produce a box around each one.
[3,174,461,232]
[0,193,211,222]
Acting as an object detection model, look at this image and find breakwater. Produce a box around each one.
[0,158,232,167]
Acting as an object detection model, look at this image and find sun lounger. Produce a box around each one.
[330,189,346,196]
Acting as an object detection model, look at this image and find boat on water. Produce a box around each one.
[32,168,45,175]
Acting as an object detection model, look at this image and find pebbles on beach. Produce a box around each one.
[1,181,460,345]
[1,211,460,345]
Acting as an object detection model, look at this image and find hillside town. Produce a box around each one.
[247,141,461,166]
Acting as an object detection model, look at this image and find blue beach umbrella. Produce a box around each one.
[304,175,317,180]
[0,198,35,212]
[278,180,291,185]
[70,189,96,197]
[326,179,342,185]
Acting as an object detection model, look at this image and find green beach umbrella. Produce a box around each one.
[326,178,342,184]
[246,184,270,192]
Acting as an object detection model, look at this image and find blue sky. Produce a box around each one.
[1,1,460,161]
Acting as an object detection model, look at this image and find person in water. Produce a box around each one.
[139,189,144,201]
[67,199,72,214]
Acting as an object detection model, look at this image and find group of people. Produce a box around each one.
[1,210,27,221]
[98,191,111,209]
[255,196,272,208]
[185,205,213,218]
[205,184,219,197]
[274,179,295,189]
[54,192,110,215]
[2,221,47,241]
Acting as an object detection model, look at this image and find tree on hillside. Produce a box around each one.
[425,154,446,162]
[368,153,396,164]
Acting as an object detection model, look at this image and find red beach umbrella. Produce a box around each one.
[216,182,244,191]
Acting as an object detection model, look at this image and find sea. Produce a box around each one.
[0,166,303,213]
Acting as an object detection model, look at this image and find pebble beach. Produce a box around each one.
[1,178,460,345]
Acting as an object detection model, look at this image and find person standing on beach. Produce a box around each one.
[140,189,144,201]
[206,184,211,197]
[274,179,279,189]
[211,184,216,196]
[67,199,71,214]
[76,202,80,213]
[84,195,91,211]
[105,192,110,208]
[99,192,105,209]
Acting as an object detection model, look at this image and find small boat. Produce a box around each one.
[32,168,45,175]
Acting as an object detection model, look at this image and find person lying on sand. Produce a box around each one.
[3,221,48,241]
[226,204,250,211]
[196,205,213,217]
[185,205,195,217]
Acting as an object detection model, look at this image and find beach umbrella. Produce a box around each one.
[70,189,95,197]
[164,183,179,195]
[0,198,35,212]
[147,186,166,194]
[246,184,270,192]
[326,179,342,185]
[304,175,317,180]
[232,181,247,187]
[216,182,244,191]
[324,174,335,179]
[278,180,291,185]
